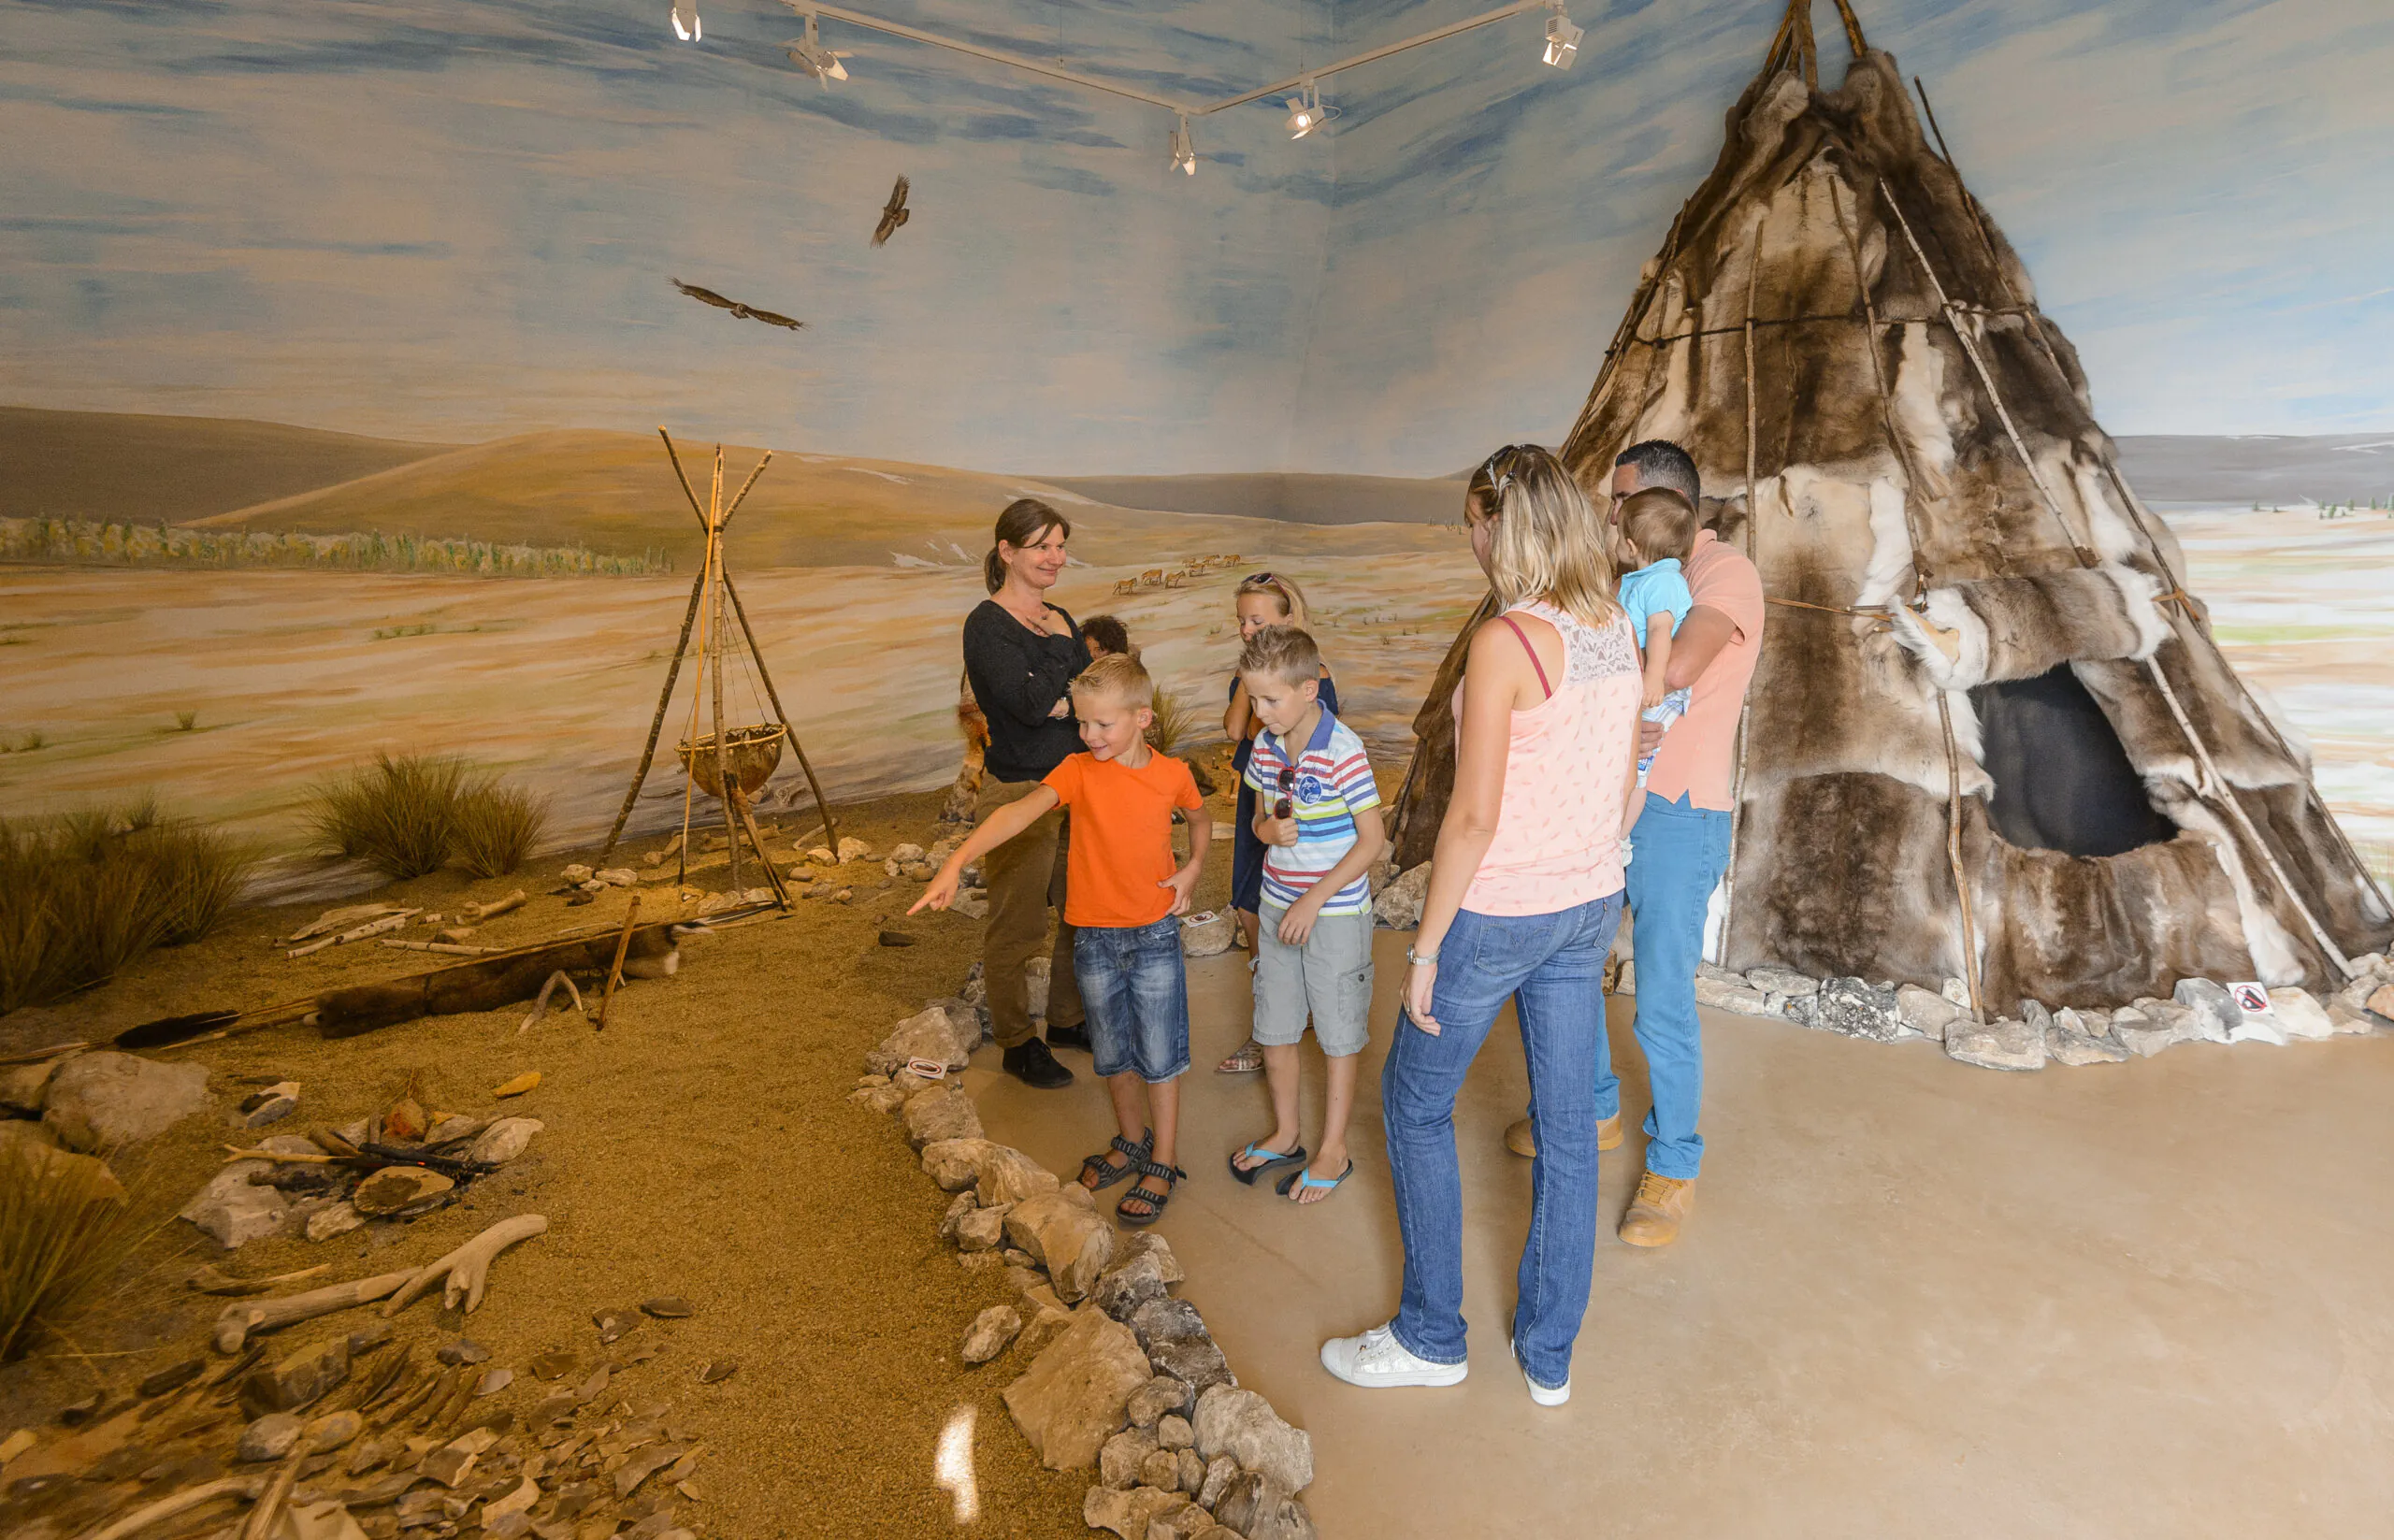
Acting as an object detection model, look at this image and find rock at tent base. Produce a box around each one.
[1945,1016,2045,1072]
[1743,966,1816,999]
[2046,1008,2127,1066]
[1795,978,1902,1041]
[2108,1007,2176,1058]
[1941,977,1971,1009]
[2266,988,2335,1040]
[1896,985,1966,1042]
[1192,1385,1312,1493]
[2171,980,2239,1043]
[1212,1472,1320,1540]
[1003,1310,1153,1470]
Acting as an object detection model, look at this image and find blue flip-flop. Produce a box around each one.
[1276,1159,1355,1202]
[1229,1142,1305,1187]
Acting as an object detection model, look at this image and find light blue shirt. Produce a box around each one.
[1619,558,1694,650]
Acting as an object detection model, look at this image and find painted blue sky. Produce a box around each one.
[1,0,2387,476]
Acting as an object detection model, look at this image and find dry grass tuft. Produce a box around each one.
[0,1149,151,1362]
[0,804,260,1015]
[453,781,552,878]
[305,751,470,879]
[1147,685,1201,758]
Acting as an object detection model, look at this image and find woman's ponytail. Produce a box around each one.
[986,497,1072,595]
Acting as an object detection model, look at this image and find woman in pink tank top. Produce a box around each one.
[1320,444,1640,1403]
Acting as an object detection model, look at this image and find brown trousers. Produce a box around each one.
[977,777,1087,1049]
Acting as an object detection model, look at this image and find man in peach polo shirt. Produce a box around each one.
[1504,439,1764,1248]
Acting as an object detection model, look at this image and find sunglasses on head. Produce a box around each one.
[1244,571,1277,586]
[1478,446,1524,504]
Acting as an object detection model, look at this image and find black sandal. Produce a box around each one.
[1079,1130,1152,1192]
[1116,1159,1186,1227]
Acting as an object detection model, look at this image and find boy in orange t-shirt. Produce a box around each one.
[916,654,1209,1226]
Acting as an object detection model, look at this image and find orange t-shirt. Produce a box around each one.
[1042,750,1204,929]
[1644,530,1765,812]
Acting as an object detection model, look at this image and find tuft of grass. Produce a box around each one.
[2,731,42,754]
[452,780,552,878]
[304,752,470,880]
[170,710,198,732]
[0,1146,159,1362]
[1147,686,1200,758]
[0,803,257,1015]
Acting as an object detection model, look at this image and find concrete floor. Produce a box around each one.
[967,929,2394,1537]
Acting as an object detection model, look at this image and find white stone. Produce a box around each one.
[180,1161,290,1248]
[1744,967,1817,998]
[891,842,928,865]
[2171,980,2240,1043]
[595,868,639,887]
[2045,1007,2127,1066]
[42,1051,211,1153]
[1945,1016,2046,1072]
[560,864,594,883]
[1694,975,1774,1016]
[233,1078,299,1127]
[837,837,873,863]
[962,1305,1023,1365]
[307,1201,365,1242]
[467,1117,543,1165]
[2108,1007,2176,1058]
[2266,988,2336,1041]
[1896,985,1966,1042]
[1941,977,1971,1009]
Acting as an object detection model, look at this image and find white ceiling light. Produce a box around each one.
[670,1,699,41]
[1285,79,1328,140]
[1543,10,1583,68]
[1170,115,1197,176]
[786,12,852,83]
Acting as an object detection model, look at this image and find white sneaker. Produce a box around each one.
[1320,1323,1467,1389]
[1508,1317,1569,1405]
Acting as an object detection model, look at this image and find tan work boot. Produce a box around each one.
[1618,1171,1695,1247]
[1503,1115,1622,1159]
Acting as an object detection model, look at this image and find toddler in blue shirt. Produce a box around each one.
[1616,487,1700,846]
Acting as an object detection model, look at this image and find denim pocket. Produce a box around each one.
[1468,910,1560,979]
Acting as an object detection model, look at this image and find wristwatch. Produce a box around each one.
[1406,944,1438,968]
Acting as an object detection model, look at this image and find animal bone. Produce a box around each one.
[221,1144,339,1165]
[517,972,584,1032]
[286,905,413,943]
[69,1475,264,1540]
[382,1214,548,1317]
[288,914,411,958]
[461,890,528,923]
[213,1270,417,1354]
[188,1263,331,1297]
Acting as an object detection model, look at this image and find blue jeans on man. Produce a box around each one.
[1600,790,1732,1180]
[1382,892,1624,1390]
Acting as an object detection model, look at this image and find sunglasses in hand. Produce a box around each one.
[1274,764,1295,820]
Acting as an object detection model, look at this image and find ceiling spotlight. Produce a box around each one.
[1285,79,1327,140]
[786,12,852,83]
[670,2,699,41]
[1542,10,1583,68]
[1170,115,1197,176]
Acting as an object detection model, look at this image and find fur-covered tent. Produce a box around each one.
[1387,0,2391,1015]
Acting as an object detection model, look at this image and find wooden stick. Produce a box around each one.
[382,1215,548,1317]
[460,889,527,923]
[379,940,495,956]
[1720,210,1768,966]
[723,570,840,854]
[236,1444,306,1540]
[187,1262,332,1297]
[287,913,412,959]
[67,1476,262,1540]
[730,792,790,911]
[285,903,411,943]
[220,1144,339,1166]
[600,559,710,863]
[708,447,743,896]
[212,1269,416,1354]
[0,1040,89,1068]
[596,895,642,1031]
[714,450,774,533]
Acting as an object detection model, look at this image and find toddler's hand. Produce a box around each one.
[1641,681,1666,710]
[908,862,963,915]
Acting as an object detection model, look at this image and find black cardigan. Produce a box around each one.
[963,598,1088,783]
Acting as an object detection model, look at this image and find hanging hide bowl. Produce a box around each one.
[677,723,786,799]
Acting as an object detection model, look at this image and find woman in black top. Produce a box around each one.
[961,498,1092,1088]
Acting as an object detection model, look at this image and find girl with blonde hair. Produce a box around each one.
[1321,443,1641,1406]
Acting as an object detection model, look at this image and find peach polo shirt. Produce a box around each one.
[1642,530,1765,812]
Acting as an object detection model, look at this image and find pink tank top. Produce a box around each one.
[1449,599,1641,916]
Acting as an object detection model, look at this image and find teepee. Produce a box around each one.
[1389,0,2390,1016]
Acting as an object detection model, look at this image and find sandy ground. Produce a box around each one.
[0,788,1135,1540]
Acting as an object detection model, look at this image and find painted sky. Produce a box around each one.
[2,0,2388,476]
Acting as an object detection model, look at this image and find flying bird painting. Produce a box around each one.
[670,278,803,332]
[873,177,911,247]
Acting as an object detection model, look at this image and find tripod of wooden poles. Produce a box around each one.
[597,429,838,904]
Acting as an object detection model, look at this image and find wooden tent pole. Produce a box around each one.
[676,511,715,886]
[706,449,743,896]
[599,564,707,862]
[722,570,839,853]
[1719,212,1768,966]
[1877,183,2356,981]
[1830,0,1868,59]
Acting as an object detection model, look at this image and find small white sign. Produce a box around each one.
[2228,982,2273,1016]
[904,1057,949,1081]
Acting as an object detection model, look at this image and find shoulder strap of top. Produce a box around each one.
[1497,614,1554,700]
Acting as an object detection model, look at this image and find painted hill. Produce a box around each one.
[1039,472,1466,525]
[186,428,1460,569]
[0,406,453,523]
[2114,434,2394,504]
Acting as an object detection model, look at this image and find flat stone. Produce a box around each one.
[238,1412,305,1461]
[469,1117,543,1165]
[1896,985,1967,1042]
[2228,1007,2290,1046]
[437,1339,491,1366]
[180,1161,290,1248]
[1101,1428,1158,1490]
[699,1359,738,1384]
[1130,1298,1233,1393]
[1083,1484,1190,1540]
[1003,1189,1117,1302]
[238,1082,302,1129]
[352,1167,453,1216]
[957,1204,1011,1253]
[1003,1308,1154,1470]
[1213,1472,1320,1540]
[2045,1007,2128,1066]
[1128,1375,1192,1430]
[1793,977,1903,1041]
[1192,1385,1312,1492]
[2108,1007,2177,1058]
[640,1296,694,1318]
[1744,967,1817,998]
[1694,976,1775,1016]
[1945,1016,2046,1072]
[43,1051,211,1152]
[1372,862,1431,929]
[902,1086,985,1150]
[962,1305,1023,1365]
[2268,987,2336,1041]
[476,1368,514,1396]
[302,1201,363,1243]
[976,1144,1062,1208]
[241,1337,351,1418]
[592,1307,642,1344]
[301,1409,363,1452]
[2172,979,2240,1043]
[1156,1413,1194,1452]
[1179,911,1234,957]
[138,1359,204,1398]
[424,1115,486,1146]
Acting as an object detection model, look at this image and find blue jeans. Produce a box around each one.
[1384,893,1624,1389]
[1601,791,1732,1180]
[1073,915,1191,1083]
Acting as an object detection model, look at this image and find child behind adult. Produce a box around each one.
[1219,573,1341,1075]
[1228,626,1384,1204]
[1082,613,1134,661]
[1614,487,1699,843]
[913,654,1209,1226]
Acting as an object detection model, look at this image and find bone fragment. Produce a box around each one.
[288,914,412,958]
[382,1214,548,1317]
[213,1270,417,1354]
[461,890,528,923]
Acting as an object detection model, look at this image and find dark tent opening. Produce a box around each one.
[1970,665,2179,858]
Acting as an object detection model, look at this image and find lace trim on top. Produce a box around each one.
[1508,600,1638,686]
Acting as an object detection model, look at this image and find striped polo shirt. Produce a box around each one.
[1242,707,1380,916]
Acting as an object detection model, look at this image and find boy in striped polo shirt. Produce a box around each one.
[1229,625,1386,1204]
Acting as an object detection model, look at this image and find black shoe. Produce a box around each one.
[1046,1023,1093,1054]
[1002,1038,1074,1089]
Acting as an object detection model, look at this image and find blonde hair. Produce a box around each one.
[1070,652,1154,709]
[1619,487,1697,567]
[1233,571,1308,629]
[1465,443,1621,626]
[1236,624,1321,689]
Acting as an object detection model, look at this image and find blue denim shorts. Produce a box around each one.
[1072,915,1191,1083]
